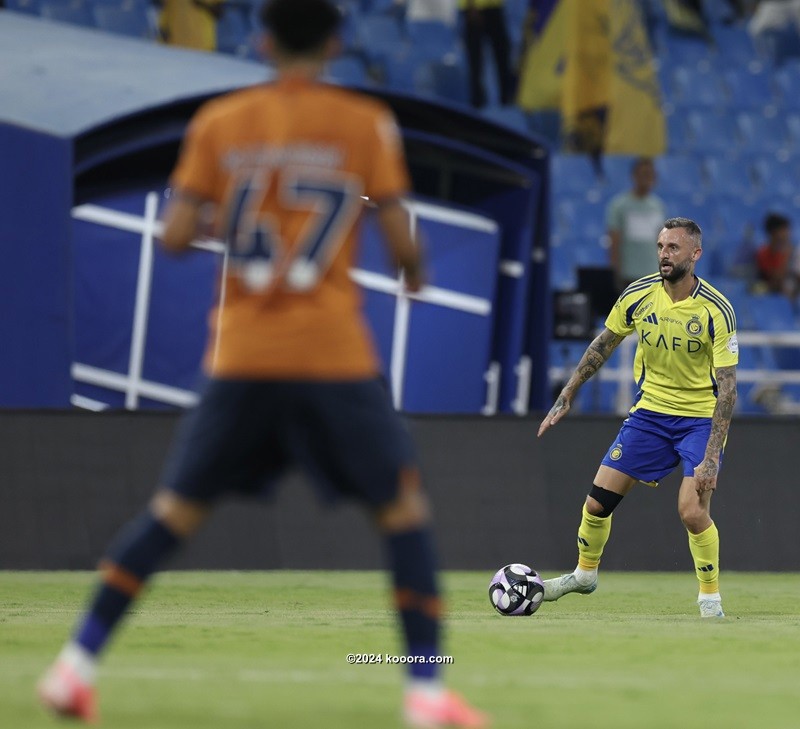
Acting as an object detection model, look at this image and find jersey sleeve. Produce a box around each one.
[604,292,636,337]
[710,306,738,368]
[169,106,221,203]
[364,108,411,203]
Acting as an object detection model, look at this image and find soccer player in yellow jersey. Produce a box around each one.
[37,1,487,727]
[538,218,738,618]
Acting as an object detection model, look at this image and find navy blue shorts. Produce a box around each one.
[161,378,416,507]
[601,408,716,485]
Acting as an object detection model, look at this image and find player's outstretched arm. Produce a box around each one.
[376,200,426,293]
[694,365,737,493]
[537,328,625,437]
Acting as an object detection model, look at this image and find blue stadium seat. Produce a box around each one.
[723,69,775,111]
[713,26,758,65]
[735,112,789,154]
[653,156,705,197]
[704,0,741,26]
[684,110,738,154]
[527,111,560,147]
[786,113,800,149]
[549,245,577,291]
[5,0,40,14]
[573,238,611,268]
[427,60,469,105]
[751,155,800,198]
[381,49,420,93]
[662,34,713,68]
[671,66,727,109]
[774,62,800,112]
[745,294,795,331]
[92,2,153,40]
[704,156,758,199]
[664,113,689,153]
[711,196,762,249]
[554,199,605,239]
[551,154,602,197]
[660,194,711,232]
[406,20,458,62]
[600,155,636,191]
[216,5,253,56]
[358,14,405,54]
[40,0,96,27]
[324,55,369,86]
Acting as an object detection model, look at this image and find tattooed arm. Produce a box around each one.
[693,365,737,493]
[537,328,626,437]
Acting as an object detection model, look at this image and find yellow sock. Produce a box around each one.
[576,504,612,570]
[688,522,720,595]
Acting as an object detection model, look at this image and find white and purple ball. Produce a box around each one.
[488,563,545,616]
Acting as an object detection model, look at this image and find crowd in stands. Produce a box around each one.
[5,0,800,415]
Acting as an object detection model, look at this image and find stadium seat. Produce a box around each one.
[573,238,611,268]
[40,0,96,28]
[745,294,795,331]
[664,112,689,153]
[216,5,253,56]
[406,20,458,62]
[713,26,758,66]
[653,156,705,197]
[600,155,636,191]
[527,111,560,147]
[324,55,369,86]
[723,69,776,111]
[92,2,153,40]
[684,110,738,154]
[554,199,605,240]
[662,33,713,69]
[381,49,420,93]
[703,156,758,200]
[427,60,469,105]
[549,245,577,291]
[671,66,727,109]
[774,62,800,112]
[5,0,40,14]
[735,112,790,154]
[551,154,602,197]
[751,155,800,198]
[358,14,405,54]
[786,113,800,149]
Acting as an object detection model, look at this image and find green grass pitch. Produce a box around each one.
[2,571,799,728]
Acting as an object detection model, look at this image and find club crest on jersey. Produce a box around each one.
[685,315,704,337]
[609,444,623,461]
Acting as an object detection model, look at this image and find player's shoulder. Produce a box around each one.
[694,277,737,332]
[618,273,661,302]
[190,85,264,127]
[317,83,396,124]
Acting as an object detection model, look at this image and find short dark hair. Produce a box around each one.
[631,157,654,174]
[663,217,702,248]
[259,0,341,54]
[764,212,790,235]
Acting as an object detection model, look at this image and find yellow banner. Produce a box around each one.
[605,0,666,155]
[561,0,611,153]
[516,0,568,111]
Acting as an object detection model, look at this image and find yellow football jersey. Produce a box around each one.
[605,273,739,417]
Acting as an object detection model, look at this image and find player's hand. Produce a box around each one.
[693,458,719,493]
[402,260,426,294]
[537,394,570,437]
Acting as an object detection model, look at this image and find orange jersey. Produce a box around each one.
[169,76,410,379]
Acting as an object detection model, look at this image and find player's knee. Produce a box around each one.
[150,490,211,538]
[374,469,431,533]
[678,502,708,532]
[586,485,623,518]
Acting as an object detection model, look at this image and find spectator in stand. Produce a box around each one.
[459,0,515,108]
[755,212,798,296]
[749,0,800,40]
[606,157,666,291]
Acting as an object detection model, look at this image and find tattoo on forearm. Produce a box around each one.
[705,366,737,459]
[564,329,625,394]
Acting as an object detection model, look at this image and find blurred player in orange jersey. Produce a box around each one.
[38,1,488,727]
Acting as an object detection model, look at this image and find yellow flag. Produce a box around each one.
[516,0,568,111]
[561,0,611,153]
[605,0,666,155]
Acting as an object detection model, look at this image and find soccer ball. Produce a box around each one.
[488,563,545,616]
